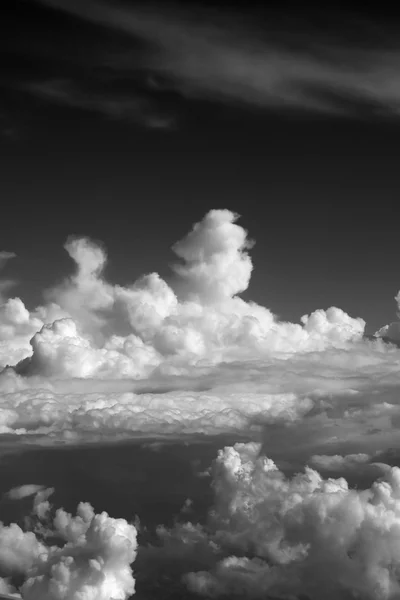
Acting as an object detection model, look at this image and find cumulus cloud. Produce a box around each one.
[0,298,44,368]
[171,209,253,303]
[1,208,400,450]
[2,209,365,381]
[0,487,137,600]
[147,442,400,600]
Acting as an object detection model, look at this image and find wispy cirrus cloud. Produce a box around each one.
[32,0,400,118]
[23,78,175,128]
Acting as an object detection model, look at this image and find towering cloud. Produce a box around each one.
[172,209,253,303]
[0,209,383,443]
[0,210,366,383]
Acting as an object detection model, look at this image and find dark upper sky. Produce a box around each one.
[1,0,400,333]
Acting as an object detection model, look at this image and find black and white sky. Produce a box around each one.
[2,0,400,331]
[4,2,400,600]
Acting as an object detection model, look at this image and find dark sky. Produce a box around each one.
[1,0,400,333]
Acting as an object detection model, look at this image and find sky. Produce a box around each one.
[2,0,400,332]
[4,1,400,599]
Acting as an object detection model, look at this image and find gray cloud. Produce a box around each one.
[33,0,400,117]
[0,253,16,266]
[22,78,175,129]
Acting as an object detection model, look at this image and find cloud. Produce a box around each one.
[146,442,400,600]
[0,253,16,268]
[0,298,45,368]
[23,78,175,129]
[1,208,400,452]
[375,290,400,344]
[1,209,365,381]
[5,484,46,501]
[32,0,400,118]
[0,487,137,600]
[3,210,400,596]
[171,209,254,303]
[308,453,391,478]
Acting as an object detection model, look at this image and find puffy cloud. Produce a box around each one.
[0,208,399,449]
[0,488,137,600]
[0,298,44,368]
[172,209,253,303]
[152,442,400,600]
[2,210,367,378]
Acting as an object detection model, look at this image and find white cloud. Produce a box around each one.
[152,442,400,600]
[1,208,400,451]
[1,210,366,380]
[0,488,137,600]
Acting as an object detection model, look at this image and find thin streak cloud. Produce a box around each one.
[23,78,175,129]
[33,0,400,117]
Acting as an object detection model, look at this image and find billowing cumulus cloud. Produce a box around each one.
[171,209,253,303]
[1,210,366,379]
[147,442,400,600]
[0,487,137,600]
[0,208,399,451]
